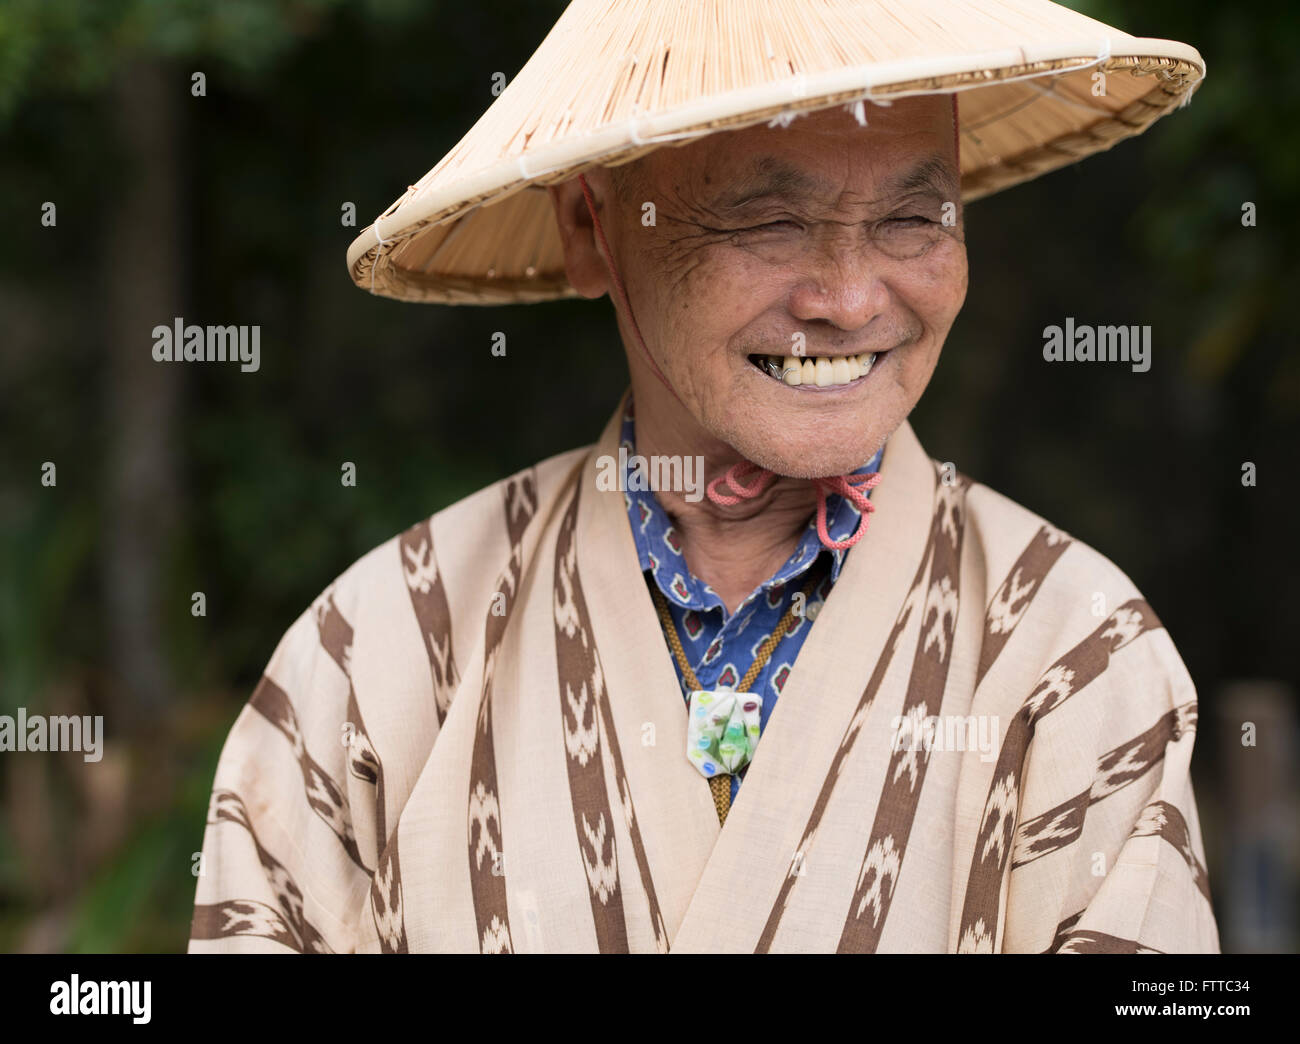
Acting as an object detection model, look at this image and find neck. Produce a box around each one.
[631,388,819,615]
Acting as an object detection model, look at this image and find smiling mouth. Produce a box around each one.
[747,352,878,388]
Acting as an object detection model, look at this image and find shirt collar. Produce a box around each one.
[619,397,884,609]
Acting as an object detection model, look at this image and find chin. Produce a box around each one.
[727,430,886,480]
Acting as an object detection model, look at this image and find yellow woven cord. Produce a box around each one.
[651,569,823,826]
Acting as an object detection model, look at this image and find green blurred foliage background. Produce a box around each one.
[0,0,1296,952]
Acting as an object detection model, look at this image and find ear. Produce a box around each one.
[547,175,613,300]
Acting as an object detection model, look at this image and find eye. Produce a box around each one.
[737,220,801,234]
[883,215,934,227]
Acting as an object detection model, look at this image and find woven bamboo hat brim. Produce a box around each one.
[347,0,1204,306]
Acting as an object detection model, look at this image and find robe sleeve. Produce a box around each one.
[187,603,380,953]
[1023,630,1221,954]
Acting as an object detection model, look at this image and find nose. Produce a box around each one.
[786,236,890,333]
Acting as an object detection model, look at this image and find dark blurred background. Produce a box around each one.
[0,0,1296,952]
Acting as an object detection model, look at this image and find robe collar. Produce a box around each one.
[574,392,938,947]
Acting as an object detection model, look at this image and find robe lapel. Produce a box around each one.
[572,399,941,951]
[573,395,722,947]
[669,420,938,952]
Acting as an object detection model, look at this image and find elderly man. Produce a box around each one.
[190,0,1218,953]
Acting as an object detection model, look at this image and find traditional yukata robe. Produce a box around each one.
[189,396,1220,954]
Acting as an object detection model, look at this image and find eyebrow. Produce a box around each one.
[710,153,959,212]
[713,157,826,211]
[887,155,960,200]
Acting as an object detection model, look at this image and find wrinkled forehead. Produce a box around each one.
[645,95,959,208]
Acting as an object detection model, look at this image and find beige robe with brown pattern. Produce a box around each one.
[188,398,1220,953]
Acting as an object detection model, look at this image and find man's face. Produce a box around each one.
[553,94,967,478]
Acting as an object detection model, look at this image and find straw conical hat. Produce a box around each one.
[347,0,1203,306]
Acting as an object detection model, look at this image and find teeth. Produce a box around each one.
[761,352,878,386]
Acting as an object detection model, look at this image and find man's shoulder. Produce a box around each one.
[961,472,1143,605]
[256,442,591,706]
[957,471,1193,698]
[319,443,590,623]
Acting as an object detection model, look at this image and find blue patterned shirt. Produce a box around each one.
[619,399,884,805]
